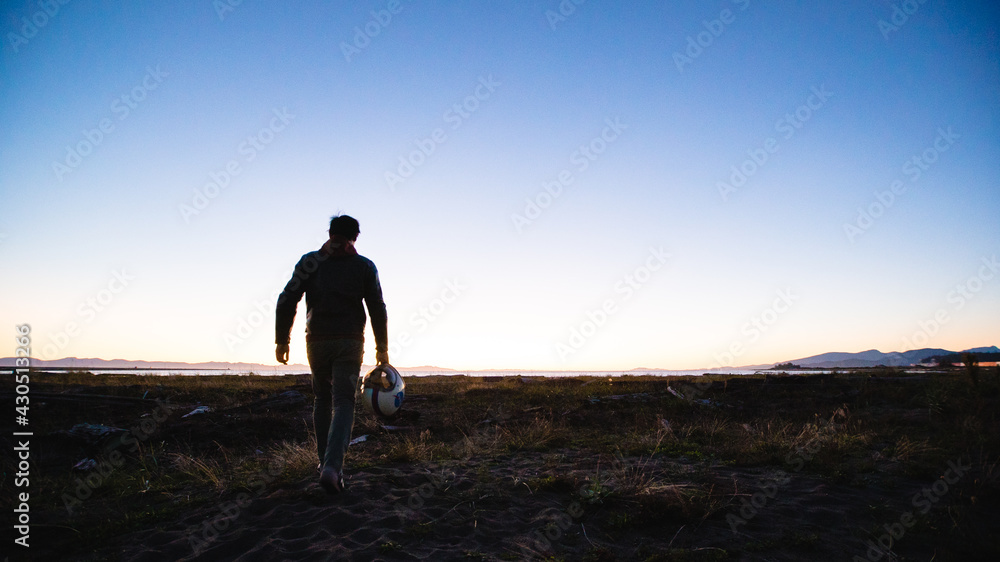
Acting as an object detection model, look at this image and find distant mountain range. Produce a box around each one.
[777,346,999,368]
[1,347,996,372]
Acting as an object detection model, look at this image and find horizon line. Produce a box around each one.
[2,344,996,373]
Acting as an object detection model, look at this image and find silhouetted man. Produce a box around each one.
[275,214,388,493]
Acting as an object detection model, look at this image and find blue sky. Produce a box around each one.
[1,0,997,370]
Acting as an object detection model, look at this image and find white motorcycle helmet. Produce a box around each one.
[361,364,406,419]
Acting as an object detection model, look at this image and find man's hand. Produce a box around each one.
[276,344,289,365]
[376,350,388,365]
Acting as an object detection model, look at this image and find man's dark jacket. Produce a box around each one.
[275,247,388,352]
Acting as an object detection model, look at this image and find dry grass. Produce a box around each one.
[452,426,505,459]
[498,416,562,451]
[170,452,227,491]
[166,439,315,494]
[890,435,937,462]
[609,430,668,496]
[383,429,451,463]
[268,439,318,474]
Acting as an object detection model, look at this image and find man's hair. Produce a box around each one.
[329,215,360,241]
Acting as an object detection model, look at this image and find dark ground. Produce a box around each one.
[2,368,999,561]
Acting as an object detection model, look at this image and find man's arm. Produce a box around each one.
[275,255,310,362]
[365,263,388,364]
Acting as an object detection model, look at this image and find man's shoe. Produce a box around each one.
[319,466,344,494]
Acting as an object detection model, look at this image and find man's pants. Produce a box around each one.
[306,339,364,472]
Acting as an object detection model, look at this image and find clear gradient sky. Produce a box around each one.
[1,0,998,371]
